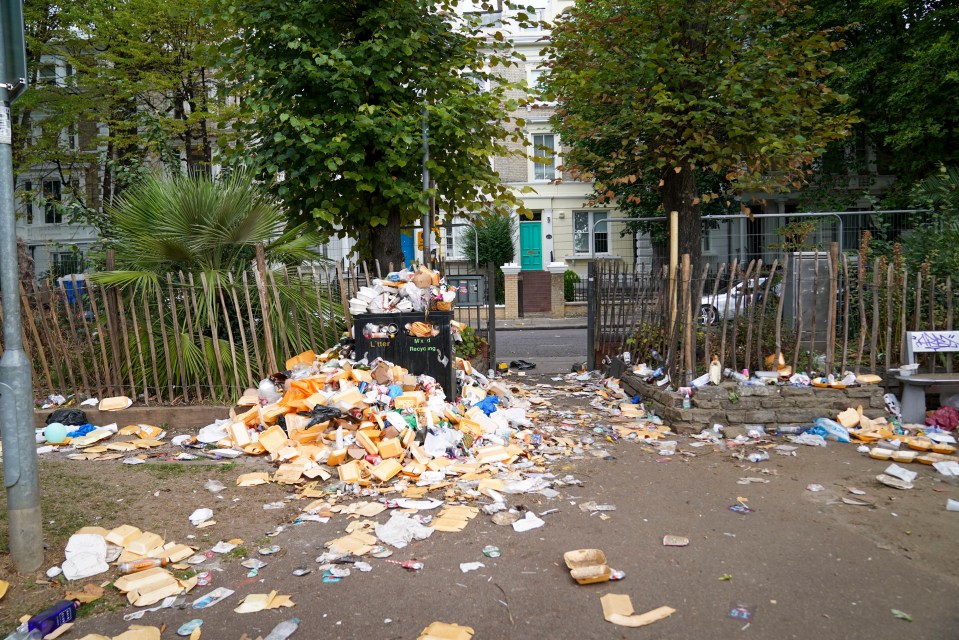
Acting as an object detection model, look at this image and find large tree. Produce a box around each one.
[15,0,229,228]
[544,0,856,272]
[800,0,959,203]
[219,0,530,267]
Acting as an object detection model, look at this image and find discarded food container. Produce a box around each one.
[564,548,612,585]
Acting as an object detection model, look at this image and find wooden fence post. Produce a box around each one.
[255,244,278,373]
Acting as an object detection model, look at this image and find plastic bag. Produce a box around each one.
[809,417,850,443]
[790,432,827,447]
[46,408,87,426]
[298,404,342,427]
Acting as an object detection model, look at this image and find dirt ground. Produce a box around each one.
[2,373,958,639]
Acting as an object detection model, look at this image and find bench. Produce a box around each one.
[898,331,959,424]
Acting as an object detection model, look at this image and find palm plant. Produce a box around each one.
[90,171,341,399]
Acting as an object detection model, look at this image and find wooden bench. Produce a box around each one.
[898,331,959,424]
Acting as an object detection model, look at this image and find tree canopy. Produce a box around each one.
[15,0,229,229]
[544,0,856,270]
[800,0,959,202]
[219,0,531,267]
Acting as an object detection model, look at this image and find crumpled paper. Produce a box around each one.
[62,533,109,581]
[374,512,434,549]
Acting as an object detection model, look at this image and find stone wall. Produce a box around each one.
[621,372,886,434]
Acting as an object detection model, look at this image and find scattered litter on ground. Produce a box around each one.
[600,594,675,628]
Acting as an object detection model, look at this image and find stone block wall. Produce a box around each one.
[621,372,887,434]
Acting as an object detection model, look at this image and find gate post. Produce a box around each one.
[587,261,596,370]
[486,261,497,372]
[501,263,521,320]
[547,261,568,319]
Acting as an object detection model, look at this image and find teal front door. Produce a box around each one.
[519,221,542,270]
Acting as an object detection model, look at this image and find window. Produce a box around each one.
[38,64,57,85]
[528,68,546,98]
[23,180,33,224]
[532,133,556,181]
[43,179,62,224]
[573,211,608,255]
[464,72,489,93]
[702,231,711,252]
[51,251,83,279]
[66,124,78,150]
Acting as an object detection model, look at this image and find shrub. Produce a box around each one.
[564,269,581,302]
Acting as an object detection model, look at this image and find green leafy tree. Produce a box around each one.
[460,213,516,304]
[799,0,959,199]
[903,165,959,280]
[93,171,326,288]
[14,0,231,230]
[460,213,517,268]
[219,0,530,267]
[544,0,856,273]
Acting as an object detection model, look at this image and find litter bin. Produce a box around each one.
[57,274,86,305]
[352,311,455,397]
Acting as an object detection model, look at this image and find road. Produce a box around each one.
[496,328,587,374]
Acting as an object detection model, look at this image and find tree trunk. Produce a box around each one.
[659,166,702,275]
[368,209,405,269]
[660,165,702,328]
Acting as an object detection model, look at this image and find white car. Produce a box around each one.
[699,278,770,324]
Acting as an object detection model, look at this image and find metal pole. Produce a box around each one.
[486,261,496,372]
[0,27,43,570]
[669,210,678,325]
[421,105,430,266]
[586,260,596,370]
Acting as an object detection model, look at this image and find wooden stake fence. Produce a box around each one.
[592,253,958,382]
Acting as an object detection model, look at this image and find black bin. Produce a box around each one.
[352,311,455,397]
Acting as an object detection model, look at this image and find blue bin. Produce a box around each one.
[58,276,86,305]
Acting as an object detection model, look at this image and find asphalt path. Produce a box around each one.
[496,328,587,374]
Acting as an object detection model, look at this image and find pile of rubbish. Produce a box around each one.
[347,265,457,316]
[179,344,542,487]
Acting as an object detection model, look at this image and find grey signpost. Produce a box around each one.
[0,0,43,572]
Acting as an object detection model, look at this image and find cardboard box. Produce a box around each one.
[126,532,164,556]
[377,437,403,459]
[371,459,402,482]
[338,460,362,484]
[356,431,379,455]
[106,525,142,548]
[258,425,288,454]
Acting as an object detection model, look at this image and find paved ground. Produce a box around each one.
[496,328,587,375]
[13,372,949,640]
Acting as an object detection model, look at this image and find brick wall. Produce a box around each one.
[621,372,887,434]
[521,270,552,313]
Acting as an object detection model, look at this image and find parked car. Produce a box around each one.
[699,278,770,324]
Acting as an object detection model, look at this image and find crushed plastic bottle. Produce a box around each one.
[118,557,169,575]
[263,617,300,640]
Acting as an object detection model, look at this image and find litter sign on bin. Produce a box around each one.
[353,311,455,395]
